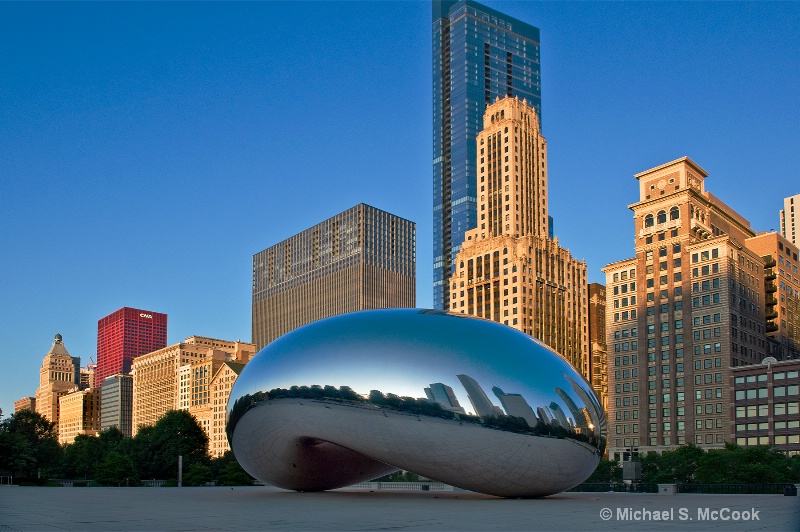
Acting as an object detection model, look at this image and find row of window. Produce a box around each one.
[643,207,680,227]
[611,269,636,282]
[737,435,800,446]
[735,402,800,418]
[644,229,679,244]
[612,309,637,322]
[613,327,638,339]
[692,293,721,307]
[691,249,720,263]
[734,385,799,400]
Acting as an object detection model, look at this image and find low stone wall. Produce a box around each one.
[346,482,454,491]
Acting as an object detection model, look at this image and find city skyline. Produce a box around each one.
[1,1,798,415]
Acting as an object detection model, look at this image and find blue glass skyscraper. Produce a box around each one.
[433,0,541,309]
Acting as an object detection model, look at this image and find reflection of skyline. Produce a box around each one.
[563,373,606,436]
[537,406,553,425]
[492,386,539,428]
[456,374,503,418]
[555,387,588,429]
[424,382,466,414]
[548,402,571,430]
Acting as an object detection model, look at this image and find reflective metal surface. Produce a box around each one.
[228,309,605,497]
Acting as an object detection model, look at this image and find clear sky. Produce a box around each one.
[1,1,798,416]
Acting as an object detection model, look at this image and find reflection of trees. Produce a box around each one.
[368,390,456,419]
[227,384,605,453]
[227,385,362,442]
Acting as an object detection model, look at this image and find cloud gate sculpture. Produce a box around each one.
[227,309,605,497]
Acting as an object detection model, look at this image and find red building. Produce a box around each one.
[96,307,167,387]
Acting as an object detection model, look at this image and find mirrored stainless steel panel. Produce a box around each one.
[228,309,605,497]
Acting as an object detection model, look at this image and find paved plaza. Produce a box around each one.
[1,486,798,531]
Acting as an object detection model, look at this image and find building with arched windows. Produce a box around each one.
[603,156,770,461]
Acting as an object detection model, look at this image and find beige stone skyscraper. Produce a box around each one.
[13,397,35,413]
[35,334,78,428]
[448,96,588,377]
[58,388,101,445]
[131,336,255,437]
[208,361,246,457]
[603,157,768,461]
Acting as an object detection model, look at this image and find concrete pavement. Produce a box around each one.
[0,486,798,531]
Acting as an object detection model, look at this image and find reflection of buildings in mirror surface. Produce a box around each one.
[456,374,503,417]
[492,386,539,427]
[424,382,465,414]
[548,402,571,430]
[555,387,588,429]
[227,308,606,497]
[564,372,606,436]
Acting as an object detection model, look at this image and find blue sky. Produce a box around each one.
[1,1,798,416]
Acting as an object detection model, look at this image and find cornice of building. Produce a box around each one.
[601,257,636,272]
[627,188,702,212]
[633,156,708,180]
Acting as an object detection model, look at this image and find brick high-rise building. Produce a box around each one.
[588,283,608,412]
[433,0,542,310]
[745,231,800,361]
[780,194,799,245]
[603,157,768,461]
[252,203,416,350]
[96,307,167,387]
[731,358,800,456]
[448,97,588,377]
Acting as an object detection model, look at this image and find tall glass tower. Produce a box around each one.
[433,0,541,309]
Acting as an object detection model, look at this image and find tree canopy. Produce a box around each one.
[590,443,800,484]
[0,410,62,479]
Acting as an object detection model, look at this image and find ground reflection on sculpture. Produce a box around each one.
[228,309,606,497]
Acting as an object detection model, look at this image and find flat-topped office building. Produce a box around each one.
[252,203,416,349]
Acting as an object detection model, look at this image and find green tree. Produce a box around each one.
[211,451,253,486]
[0,410,62,479]
[585,459,622,483]
[183,462,213,486]
[60,427,130,480]
[135,410,209,480]
[695,443,796,484]
[130,425,158,479]
[60,433,102,479]
[94,452,138,486]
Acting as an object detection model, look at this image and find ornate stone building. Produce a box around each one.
[35,334,79,429]
[448,96,588,377]
[604,157,768,460]
[208,361,246,457]
[131,336,254,436]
